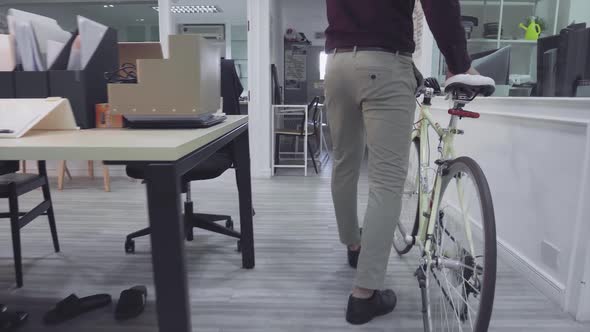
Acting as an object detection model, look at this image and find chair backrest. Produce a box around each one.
[0,161,20,176]
[221,59,244,116]
[299,96,321,136]
[271,64,283,105]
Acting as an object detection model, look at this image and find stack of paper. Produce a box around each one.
[77,16,108,70]
[6,9,111,71]
[0,34,16,71]
[7,9,72,71]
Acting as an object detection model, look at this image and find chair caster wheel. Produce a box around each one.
[226,219,234,230]
[237,240,242,252]
[125,239,135,254]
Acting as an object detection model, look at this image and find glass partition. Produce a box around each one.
[0,2,159,42]
[431,0,590,97]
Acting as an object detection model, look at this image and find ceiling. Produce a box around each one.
[174,0,247,24]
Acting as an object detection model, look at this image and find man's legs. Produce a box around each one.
[325,53,365,248]
[354,100,415,290]
[327,51,417,325]
[354,54,417,291]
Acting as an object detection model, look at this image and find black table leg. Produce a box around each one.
[145,163,191,332]
[233,129,255,269]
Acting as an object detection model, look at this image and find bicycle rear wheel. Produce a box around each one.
[426,157,496,332]
[393,137,420,255]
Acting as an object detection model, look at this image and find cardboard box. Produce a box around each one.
[118,42,163,67]
[108,35,221,116]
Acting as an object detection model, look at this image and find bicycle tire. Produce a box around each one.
[393,137,421,255]
[428,156,496,332]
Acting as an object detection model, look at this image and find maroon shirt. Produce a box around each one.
[325,0,471,74]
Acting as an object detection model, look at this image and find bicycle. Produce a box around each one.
[393,76,498,332]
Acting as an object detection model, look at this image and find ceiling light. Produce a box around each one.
[109,4,114,7]
[103,5,108,8]
[152,5,222,14]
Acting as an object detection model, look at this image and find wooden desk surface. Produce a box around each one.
[0,115,248,161]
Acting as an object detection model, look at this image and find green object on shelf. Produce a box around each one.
[519,16,542,41]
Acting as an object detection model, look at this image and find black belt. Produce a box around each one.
[329,47,413,57]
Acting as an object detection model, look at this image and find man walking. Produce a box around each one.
[324,0,478,325]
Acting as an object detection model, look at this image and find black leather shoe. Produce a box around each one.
[346,289,397,325]
[348,248,360,268]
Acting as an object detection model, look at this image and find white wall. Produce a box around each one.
[578,243,590,320]
[247,0,272,177]
[280,0,327,47]
[430,97,590,320]
[271,0,284,85]
[568,0,590,25]
[558,0,590,29]
[158,0,174,58]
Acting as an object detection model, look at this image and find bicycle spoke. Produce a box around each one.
[439,273,455,331]
[441,269,479,320]
[431,266,468,331]
[464,278,475,330]
[455,176,477,256]
[438,269,466,330]
[439,287,451,331]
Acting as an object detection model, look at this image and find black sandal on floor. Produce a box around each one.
[43,294,112,325]
[0,311,29,330]
[115,286,147,321]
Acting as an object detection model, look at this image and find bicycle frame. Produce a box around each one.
[412,97,458,252]
[407,90,481,331]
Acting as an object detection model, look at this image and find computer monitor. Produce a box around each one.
[537,24,590,97]
[471,46,511,85]
[556,26,589,97]
[537,35,560,96]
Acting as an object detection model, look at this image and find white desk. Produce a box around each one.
[0,115,254,332]
[0,115,248,161]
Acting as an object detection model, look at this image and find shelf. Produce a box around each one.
[468,38,499,43]
[461,1,535,6]
[468,38,538,45]
[500,39,537,44]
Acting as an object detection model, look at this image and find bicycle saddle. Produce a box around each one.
[444,74,496,97]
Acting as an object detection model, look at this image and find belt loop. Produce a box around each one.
[333,48,338,58]
[353,46,358,57]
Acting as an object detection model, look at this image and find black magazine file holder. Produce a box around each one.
[0,71,15,98]
[49,28,119,128]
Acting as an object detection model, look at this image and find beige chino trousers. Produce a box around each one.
[325,50,417,290]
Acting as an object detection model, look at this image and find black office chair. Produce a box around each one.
[0,161,60,287]
[123,59,247,253]
[274,96,322,174]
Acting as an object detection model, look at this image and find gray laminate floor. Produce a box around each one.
[0,168,588,332]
